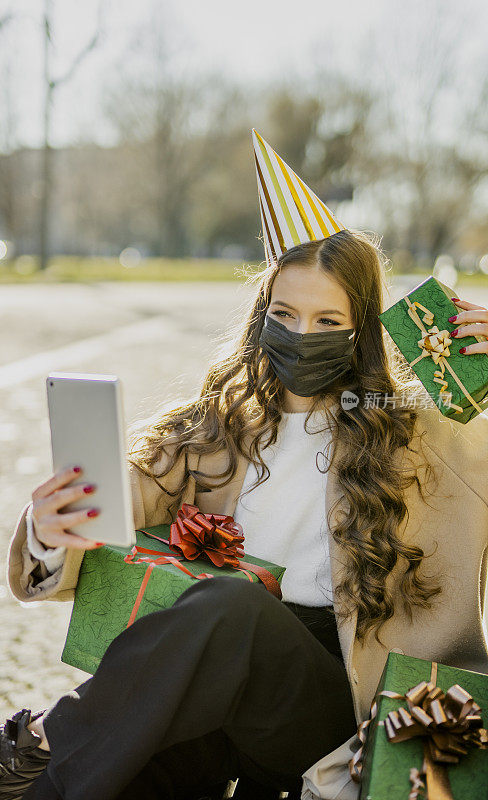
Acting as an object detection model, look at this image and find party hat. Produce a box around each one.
[252,128,346,266]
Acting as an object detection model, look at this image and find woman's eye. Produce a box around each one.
[271,309,291,318]
[270,308,340,326]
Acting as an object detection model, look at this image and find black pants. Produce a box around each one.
[25,576,357,800]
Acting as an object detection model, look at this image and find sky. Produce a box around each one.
[1,0,488,149]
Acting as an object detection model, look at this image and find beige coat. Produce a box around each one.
[6,405,488,799]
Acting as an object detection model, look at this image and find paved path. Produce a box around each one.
[0,281,253,716]
[1,278,487,717]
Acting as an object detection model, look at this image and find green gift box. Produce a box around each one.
[61,524,286,674]
[353,652,488,800]
[379,276,488,423]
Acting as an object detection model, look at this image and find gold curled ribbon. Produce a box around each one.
[349,661,488,799]
[404,297,485,416]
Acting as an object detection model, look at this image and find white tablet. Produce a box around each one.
[46,372,136,548]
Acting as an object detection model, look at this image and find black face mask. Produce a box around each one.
[259,314,356,397]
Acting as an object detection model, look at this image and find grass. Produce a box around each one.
[446,272,488,288]
[1,255,487,286]
[0,256,259,283]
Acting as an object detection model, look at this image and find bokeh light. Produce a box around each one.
[433,255,458,288]
[119,247,142,268]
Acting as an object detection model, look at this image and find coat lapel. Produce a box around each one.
[194,445,250,517]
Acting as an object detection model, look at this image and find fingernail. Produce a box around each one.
[451,329,459,336]
[451,297,461,302]
[87,509,100,517]
[94,542,104,547]
[73,466,82,473]
[448,316,457,322]
[459,347,467,354]
[83,484,96,494]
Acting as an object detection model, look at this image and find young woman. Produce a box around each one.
[4,138,488,800]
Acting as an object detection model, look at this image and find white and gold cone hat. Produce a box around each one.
[252,128,346,267]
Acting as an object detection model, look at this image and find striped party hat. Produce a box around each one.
[252,128,346,266]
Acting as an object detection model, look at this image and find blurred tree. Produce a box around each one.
[103,72,249,257]
[263,78,372,202]
[353,0,488,263]
[102,8,259,258]
[1,0,487,266]
[0,11,13,31]
[189,121,261,259]
[38,0,105,270]
[0,33,17,250]
[0,7,21,254]
[190,77,372,260]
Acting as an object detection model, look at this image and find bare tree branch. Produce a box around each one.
[38,0,106,269]
[52,2,105,88]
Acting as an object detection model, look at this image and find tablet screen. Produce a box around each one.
[46,372,136,547]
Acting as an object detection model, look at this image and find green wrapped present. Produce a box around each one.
[62,510,286,674]
[379,276,488,423]
[350,652,488,800]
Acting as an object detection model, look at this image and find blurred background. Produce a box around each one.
[1,0,488,715]
[0,0,488,281]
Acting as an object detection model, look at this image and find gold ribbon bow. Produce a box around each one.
[416,325,452,365]
[404,297,485,416]
[349,661,488,799]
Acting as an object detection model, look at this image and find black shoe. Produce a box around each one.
[0,709,51,799]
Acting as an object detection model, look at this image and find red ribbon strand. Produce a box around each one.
[123,503,282,627]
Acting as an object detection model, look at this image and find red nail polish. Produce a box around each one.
[87,509,100,517]
[459,347,466,354]
[83,484,96,494]
[448,316,457,322]
[95,542,104,546]
[73,466,82,473]
[451,297,461,303]
[451,329,459,336]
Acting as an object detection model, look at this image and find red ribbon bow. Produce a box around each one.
[169,503,246,567]
[123,504,282,628]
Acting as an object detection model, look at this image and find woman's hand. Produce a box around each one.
[31,466,102,550]
[449,297,488,355]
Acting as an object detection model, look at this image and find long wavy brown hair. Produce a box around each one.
[127,228,442,645]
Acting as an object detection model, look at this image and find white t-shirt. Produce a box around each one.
[233,410,335,607]
[27,410,337,606]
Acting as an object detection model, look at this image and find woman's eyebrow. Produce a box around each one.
[270,300,346,317]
